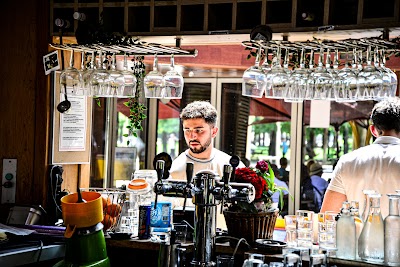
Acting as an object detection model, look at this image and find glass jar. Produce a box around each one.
[384,194,400,266]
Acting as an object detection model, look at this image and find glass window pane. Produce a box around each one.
[220,82,292,216]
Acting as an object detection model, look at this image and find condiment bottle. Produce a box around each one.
[336,201,356,260]
[384,194,400,266]
[358,193,384,263]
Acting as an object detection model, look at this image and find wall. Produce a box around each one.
[0,0,51,220]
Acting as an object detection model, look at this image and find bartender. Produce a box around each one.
[321,97,400,217]
[169,100,245,228]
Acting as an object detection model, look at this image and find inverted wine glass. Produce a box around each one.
[308,47,334,100]
[242,46,267,98]
[107,53,124,97]
[286,48,307,102]
[116,54,137,98]
[375,48,397,99]
[266,46,290,99]
[81,51,95,96]
[144,55,164,98]
[60,49,82,97]
[357,46,383,100]
[89,50,111,97]
[163,55,184,99]
[337,50,358,102]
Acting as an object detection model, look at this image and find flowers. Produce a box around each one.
[227,160,288,213]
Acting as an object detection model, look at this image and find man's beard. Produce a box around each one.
[189,136,212,154]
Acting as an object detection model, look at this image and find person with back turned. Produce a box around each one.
[321,97,400,218]
[169,100,245,180]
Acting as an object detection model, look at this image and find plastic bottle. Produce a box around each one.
[358,193,384,263]
[336,201,356,260]
[350,200,363,259]
[384,194,400,266]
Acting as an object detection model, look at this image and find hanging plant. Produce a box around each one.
[123,56,147,145]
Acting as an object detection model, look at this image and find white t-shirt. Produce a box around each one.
[327,136,400,218]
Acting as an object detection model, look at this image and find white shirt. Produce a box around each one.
[328,136,400,218]
[169,148,245,181]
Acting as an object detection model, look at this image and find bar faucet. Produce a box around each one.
[154,157,255,266]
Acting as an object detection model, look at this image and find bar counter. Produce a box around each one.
[106,237,387,267]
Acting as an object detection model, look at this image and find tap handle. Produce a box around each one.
[154,160,165,208]
[220,164,232,214]
[183,162,194,212]
[229,155,240,182]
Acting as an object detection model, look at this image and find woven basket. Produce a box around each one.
[223,209,279,245]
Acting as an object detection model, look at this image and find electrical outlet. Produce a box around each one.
[2,159,17,204]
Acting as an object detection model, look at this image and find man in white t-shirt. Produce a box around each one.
[321,97,400,218]
[169,100,245,229]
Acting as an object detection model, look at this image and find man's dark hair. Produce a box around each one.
[180,101,217,126]
[280,157,288,167]
[371,97,400,133]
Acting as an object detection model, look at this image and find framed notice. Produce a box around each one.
[51,71,92,164]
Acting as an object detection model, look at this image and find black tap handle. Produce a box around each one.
[229,155,240,182]
[154,160,165,208]
[220,164,232,214]
[183,162,194,212]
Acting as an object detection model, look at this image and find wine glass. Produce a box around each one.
[81,51,95,96]
[163,55,184,99]
[144,55,164,98]
[116,54,137,98]
[304,49,315,100]
[60,49,82,97]
[286,48,308,102]
[337,50,358,102]
[357,46,383,100]
[326,48,344,101]
[308,47,334,100]
[242,46,267,98]
[89,50,111,97]
[108,53,124,97]
[375,48,397,99]
[266,45,290,99]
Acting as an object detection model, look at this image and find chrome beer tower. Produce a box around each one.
[154,159,255,266]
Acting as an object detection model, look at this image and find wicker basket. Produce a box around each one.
[223,209,279,245]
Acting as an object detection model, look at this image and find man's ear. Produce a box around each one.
[370,125,379,137]
[212,126,218,138]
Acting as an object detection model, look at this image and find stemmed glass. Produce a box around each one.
[286,48,308,102]
[326,49,343,101]
[81,51,95,96]
[60,49,82,96]
[308,47,334,100]
[242,46,267,98]
[163,55,184,99]
[108,53,124,97]
[144,55,164,98]
[89,50,111,97]
[357,45,383,100]
[117,54,137,98]
[337,49,358,102]
[304,49,315,100]
[375,48,397,99]
[266,45,290,99]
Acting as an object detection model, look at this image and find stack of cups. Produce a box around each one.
[296,210,314,249]
[318,211,337,250]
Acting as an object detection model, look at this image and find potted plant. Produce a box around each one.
[223,160,289,244]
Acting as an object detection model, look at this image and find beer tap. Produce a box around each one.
[154,159,165,208]
[183,162,194,212]
[220,164,232,214]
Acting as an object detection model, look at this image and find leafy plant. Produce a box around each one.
[123,56,147,145]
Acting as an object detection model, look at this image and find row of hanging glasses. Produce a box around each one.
[242,38,398,102]
[60,50,184,99]
[60,49,138,98]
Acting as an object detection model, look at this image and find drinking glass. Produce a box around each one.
[242,46,268,98]
[144,55,164,98]
[304,49,315,100]
[266,46,290,99]
[337,50,358,102]
[326,49,344,101]
[284,215,298,247]
[117,54,137,98]
[308,47,334,100]
[108,53,124,97]
[163,55,184,99]
[357,46,383,100]
[296,210,314,248]
[375,48,397,99]
[89,50,111,97]
[286,48,307,102]
[60,49,82,97]
[80,51,95,96]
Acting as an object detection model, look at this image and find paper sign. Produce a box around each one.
[43,50,60,75]
[310,100,330,128]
